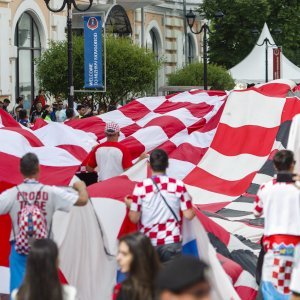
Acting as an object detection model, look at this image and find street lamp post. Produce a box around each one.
[185,9,224,90]
[256,38,276,83]
[252,28,281,83]
[44,0,93,109]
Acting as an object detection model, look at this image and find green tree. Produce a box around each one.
[265,0,300,67]
[199,0,300,69]
[105,36,159,104]
[168,62,235,90]
[36,35,160,104]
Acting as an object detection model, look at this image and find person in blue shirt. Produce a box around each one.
[50,103,57,121]
[18,109,29,127]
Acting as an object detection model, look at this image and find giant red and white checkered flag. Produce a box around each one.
[1,81,300,300]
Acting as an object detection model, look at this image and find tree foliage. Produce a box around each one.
[105,36,159,104]
[168,62,235,90]
[199,0,300,69]
[36,35,160,104]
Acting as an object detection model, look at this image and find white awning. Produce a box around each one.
[229,23,300,83]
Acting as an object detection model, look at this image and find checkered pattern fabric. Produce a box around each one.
[271,258,293,294]
[15,204,47,255]
[105,121,120,134]
[131,176,192,246]
[2,81,300,299]
[141,218,181,246]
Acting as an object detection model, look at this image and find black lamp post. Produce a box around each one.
[44,0,93,109]
[252,28,282,83]
[186,9,224,90]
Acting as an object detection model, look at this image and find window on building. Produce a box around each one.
[188,34,195,64]
[72,4,132,37]
[105,5,132,36]
[15,12,41,110]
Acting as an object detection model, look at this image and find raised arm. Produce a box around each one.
[86,145,99,173]
[125,195,141,224]
[180,184,195,220]
[72,181,89,206]
[0,189,14,215]
[183,208,195,220]
[253,195,263,217]
[134,152,148,165]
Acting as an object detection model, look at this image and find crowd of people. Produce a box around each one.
[2,117,300,300]
[0,91,108,127]
[0,145,208,300]
[113,232,211,300]
[10,234,211,300]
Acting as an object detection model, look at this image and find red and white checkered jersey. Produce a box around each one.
[262,236,300,296]
[253,179,300,236]
[290,244,300,294]
[130,175,192,246]
[87,141,133,181]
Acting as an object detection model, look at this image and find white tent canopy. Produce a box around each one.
[229,23,300,83]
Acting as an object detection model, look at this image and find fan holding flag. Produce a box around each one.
[254,150,300,299]
[125,149,195,264]
[0,153,89,294]
[86,121,147,182]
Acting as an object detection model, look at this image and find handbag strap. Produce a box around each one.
[151,178,179,223]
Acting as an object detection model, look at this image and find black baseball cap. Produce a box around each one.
[156,256,209,293]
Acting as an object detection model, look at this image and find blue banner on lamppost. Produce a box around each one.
[84,16,103,88]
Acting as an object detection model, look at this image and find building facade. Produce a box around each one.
[0,0,203,109]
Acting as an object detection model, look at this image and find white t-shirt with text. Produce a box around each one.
[0,180,78,241]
